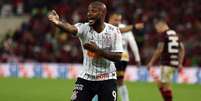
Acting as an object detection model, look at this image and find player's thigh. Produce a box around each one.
[71,78,95,101]
[115,61,128,80]
[160,66,175,83]
[98,79,117,101]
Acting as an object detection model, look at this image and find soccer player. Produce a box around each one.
[109,13,141,101]
[48,1,123,101]
[147,20,185,101]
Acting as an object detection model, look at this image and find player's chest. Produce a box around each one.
[85,32,113,49]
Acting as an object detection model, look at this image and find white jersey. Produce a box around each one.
[119,24,140,62]
[74,22,123,81]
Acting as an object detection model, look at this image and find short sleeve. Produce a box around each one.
[111,28,123,52]
[74,23,85,37]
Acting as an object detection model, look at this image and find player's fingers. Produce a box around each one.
[89,41,98,47]
[48,15,55,21]
[48,11,55,19]
[89,41,95,44]
[84,43,97,52]
[47,12,52,16]
[48,14,52,18]
[52,10,58,15]
[83,43,91,49]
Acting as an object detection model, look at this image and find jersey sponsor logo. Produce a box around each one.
[96,73,110,80]
[84,72,116,80]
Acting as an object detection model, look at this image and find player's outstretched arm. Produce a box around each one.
[179,42,185,68]
[48,10,78,35]
[119,23,144,33]
[147,42,164,68]
[83,42,122,62]
[119,25,133,33]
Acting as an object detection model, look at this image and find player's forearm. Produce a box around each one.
[148,50,161,65]
[131,44,141,62]
[119,25,133,33]
[149,43,164,66]
[97,49,122,62]
[179,43,185,67]
[133,49,141,62]
[56,21,78,35]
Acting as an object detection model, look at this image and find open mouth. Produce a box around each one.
[88,18,96,25]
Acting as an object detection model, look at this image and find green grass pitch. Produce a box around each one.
[0,78,201,101]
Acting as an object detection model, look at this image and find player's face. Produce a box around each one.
[155,22,168,33]
[109,15,122,27]
[87,5,103,26]
[155,23,160,33]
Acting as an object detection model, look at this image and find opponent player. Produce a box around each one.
[48,1,123,101]
[109,13,141,101]
[147,20,185,101]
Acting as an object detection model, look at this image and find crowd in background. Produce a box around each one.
[0,0,201,67]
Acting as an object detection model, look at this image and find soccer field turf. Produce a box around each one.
[0,78,200,101]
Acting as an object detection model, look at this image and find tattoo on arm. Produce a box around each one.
[56,21,78,35]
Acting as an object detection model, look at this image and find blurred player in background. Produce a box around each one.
[48,1,123,101]
[109,13,141,101]
[148,20,185,101]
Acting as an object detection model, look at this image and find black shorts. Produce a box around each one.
[71,78,117,101]
[115,61,128,79]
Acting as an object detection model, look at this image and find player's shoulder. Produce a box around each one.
[75,22,90,27]
[160,30,177,39]
[166,29,177,35]
[105,23,119,31]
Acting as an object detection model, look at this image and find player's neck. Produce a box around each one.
[92,21,105,33]
[158,27,169,33]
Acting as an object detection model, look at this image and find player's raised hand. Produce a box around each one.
[48,10,60,25]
